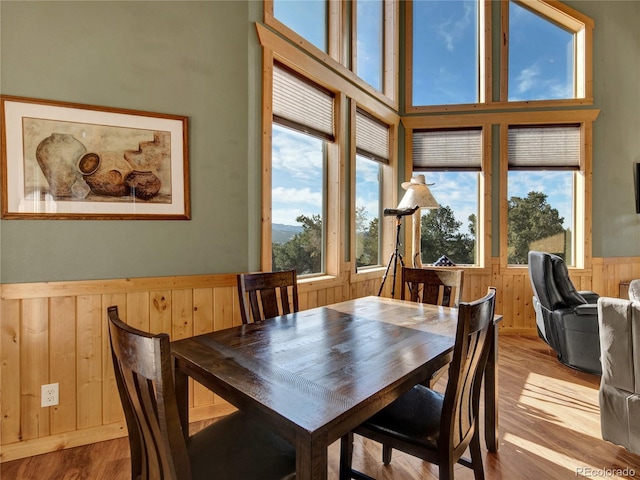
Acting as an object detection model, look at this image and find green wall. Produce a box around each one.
[0,1,262,283]
[565,0,640,259]
[1,0,639,284]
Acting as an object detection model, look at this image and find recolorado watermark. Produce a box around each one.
[576,467,636,478]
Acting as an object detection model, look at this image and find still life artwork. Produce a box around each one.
[1,96,190,219]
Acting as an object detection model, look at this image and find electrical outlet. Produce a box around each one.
[41,383,59,407]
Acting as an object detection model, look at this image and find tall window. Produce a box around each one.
[502,0,593,103]
[270,64,334,276]
[354,108,389,269]
[506,124,580,266]
[355,0,384,92]
[273,0,327,52]
[412,128,483,265]
[508,1,574,101]
[411,0,481,107]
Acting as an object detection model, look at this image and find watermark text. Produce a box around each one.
[576,467,636,478]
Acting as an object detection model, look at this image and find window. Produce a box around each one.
[409,0,485,108]
[508,1,574,101]
[271,125,326,275]
[270,63,335,276]
[502,0,594,103]
[257,21,399,282]
[354,0,384,92]
[354,108,390,269]
[355,156,381,268]
[506,124,580,266]
[264,0,398,105]
[272,0,327,52]
[411,127,484,266]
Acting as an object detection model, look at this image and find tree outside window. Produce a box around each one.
[271,125,325,275]
[355,155,381,268]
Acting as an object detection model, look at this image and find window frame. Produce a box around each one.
[405,0,594,112]
[499,109,599,274]
[350,102,396,277]
[257,23,399,284]
[350,0,398,100]
[264,0,399,109]
[500,0,594,107]
[261,51,343,279]
[405,0,492,114]
[402,115,493,272]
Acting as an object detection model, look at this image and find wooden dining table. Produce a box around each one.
[171,295,502,480]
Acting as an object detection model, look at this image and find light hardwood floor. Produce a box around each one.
[2,335,640,480]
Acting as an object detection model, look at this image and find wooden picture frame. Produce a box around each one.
[1,95,190,219]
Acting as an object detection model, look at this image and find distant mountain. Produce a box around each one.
[272,223,303,244]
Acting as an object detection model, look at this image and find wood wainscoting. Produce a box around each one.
[1,256,639,462]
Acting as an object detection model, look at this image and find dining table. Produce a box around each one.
[171,295,503,480]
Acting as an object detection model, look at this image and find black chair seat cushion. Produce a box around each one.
[188,411,296,480]
[363,385,443,449]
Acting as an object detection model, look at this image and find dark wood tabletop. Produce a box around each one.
[171,295,502,480]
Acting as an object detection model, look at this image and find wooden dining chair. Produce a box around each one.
[402,266,464,388]
[237,269,299,324]
[401,266,464,307]
[107,306,296,480]
[339,287,497,480]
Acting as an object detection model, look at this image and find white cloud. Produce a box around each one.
[515,63,541,94]
[273,186,322,207]
[272,125,323,182]
[272,186,322,225]
[437,1,474,52]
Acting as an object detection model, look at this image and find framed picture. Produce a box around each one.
[1,95,190,219]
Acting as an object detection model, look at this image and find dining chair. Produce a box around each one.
[237,269,299,324]
[339,287,497,480]
[107,306,296,480]
[401,266,465,388]
[401,266,464,307]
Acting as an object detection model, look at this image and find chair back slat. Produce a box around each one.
[401,267,464,307]
[441,287,496,457]
[108,306,191,480]
[237,270,299,324]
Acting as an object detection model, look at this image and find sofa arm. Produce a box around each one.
[575,303,598,315]
[598,297,634,388]
[579,291,599,304]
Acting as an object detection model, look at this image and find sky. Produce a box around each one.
[271,0,575,233]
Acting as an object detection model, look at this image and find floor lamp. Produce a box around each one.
[397,175,440,268]
[378,174,439,297]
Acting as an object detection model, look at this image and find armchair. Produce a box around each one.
[598,281,640,454]
[528,251,601,374]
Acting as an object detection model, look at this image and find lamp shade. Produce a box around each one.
[397,174,439,209]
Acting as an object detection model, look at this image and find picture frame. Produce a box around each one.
[1,95,190,219]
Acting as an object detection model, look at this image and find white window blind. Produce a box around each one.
[356,108,390,164]
[412,128,482,171]
[508,125,581,169]
[273,63,335,141]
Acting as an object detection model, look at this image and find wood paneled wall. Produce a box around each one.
[1,256,638,462]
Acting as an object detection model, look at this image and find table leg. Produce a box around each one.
[296,435,328,480]
[484,322,499,452]
[173,358,190,443]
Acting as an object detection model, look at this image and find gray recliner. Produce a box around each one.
[528,251,601,374]
[598,280,640,454]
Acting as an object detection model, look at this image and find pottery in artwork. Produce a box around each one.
[125,170,161,200]
[79,151,134,197]
[35,133,87,197]
[124,131,171,196]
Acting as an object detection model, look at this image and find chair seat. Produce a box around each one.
[189,411,296,480]
[361,385,443,449]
